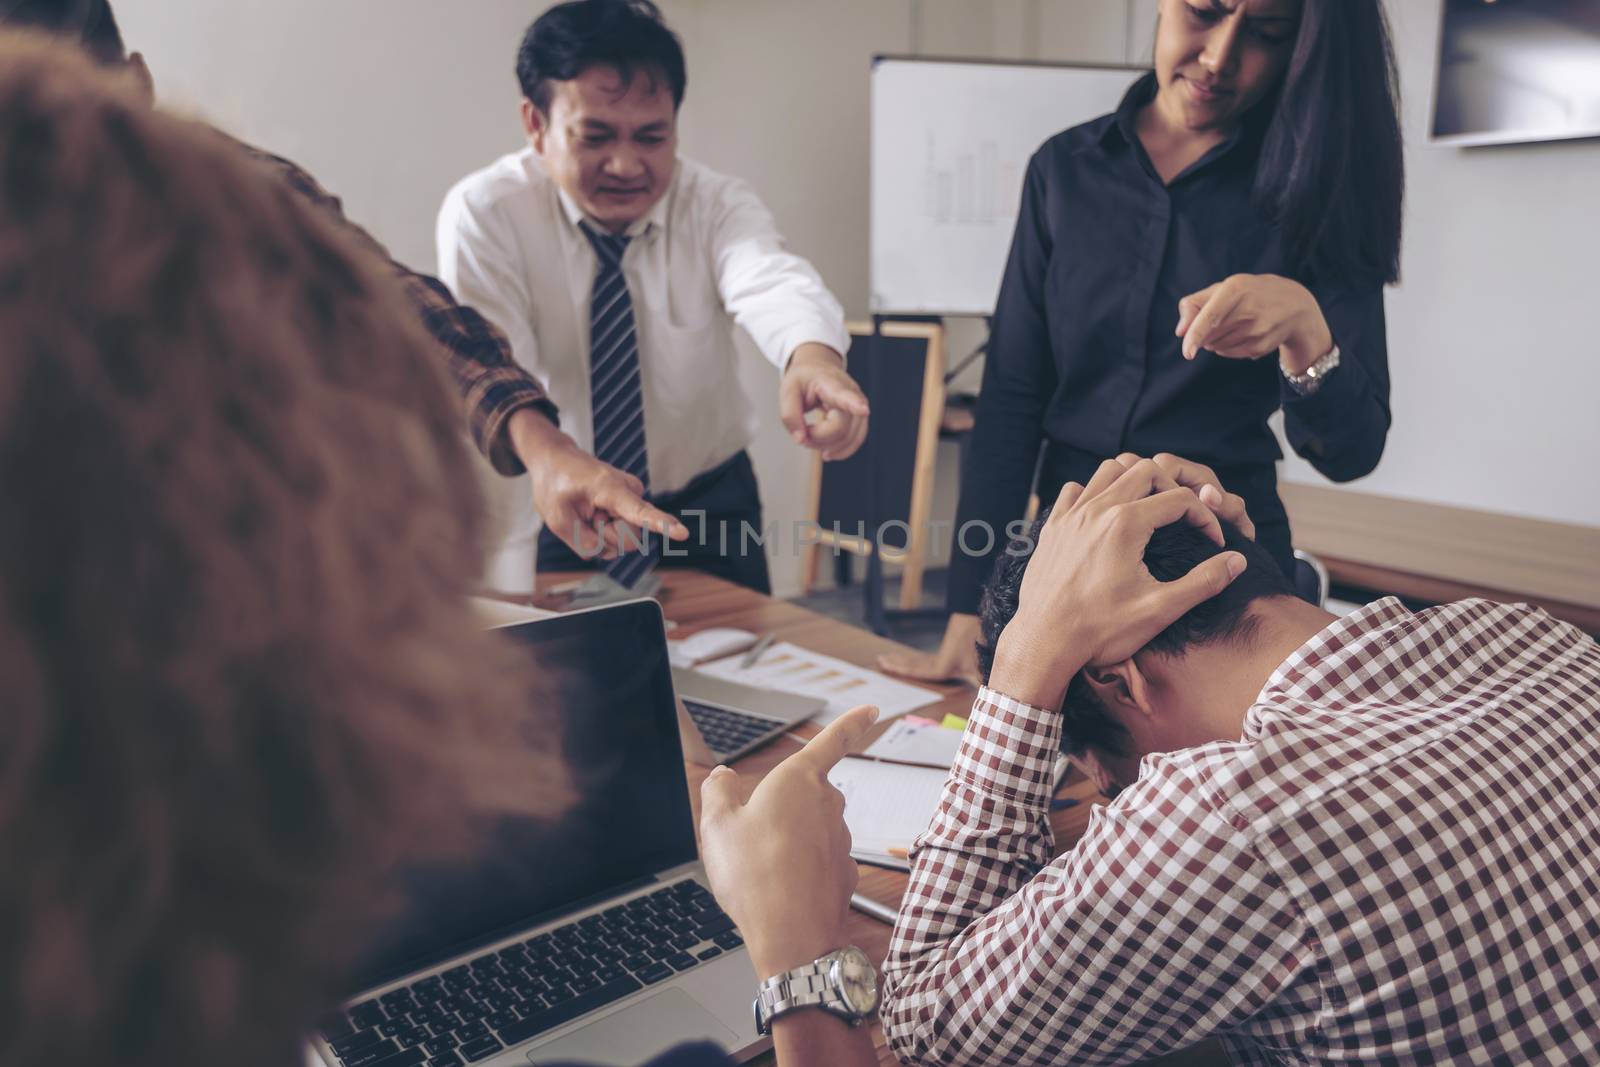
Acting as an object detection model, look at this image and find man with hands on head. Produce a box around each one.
[439,0,866,592]
[876,458,1600,1065]
[707,454,1600,1065]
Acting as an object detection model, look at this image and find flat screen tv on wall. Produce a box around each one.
[1431,0,1600,147]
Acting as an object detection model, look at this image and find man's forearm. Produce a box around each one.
[987,625,1088,712]
[768,1011,878,1067]
[879,688,1061,1067]
[506,406,582,474]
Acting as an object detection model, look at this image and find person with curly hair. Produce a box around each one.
[0,29,577,1067]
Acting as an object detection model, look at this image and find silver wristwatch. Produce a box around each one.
[1281,344,1341,396]
[752,945,880,1036]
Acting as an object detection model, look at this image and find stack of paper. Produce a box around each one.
[859,716,966,768]
[827,758,950,871]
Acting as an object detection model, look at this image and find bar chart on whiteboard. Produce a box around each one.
[871,57,1141,316]
[920,133,1020,230]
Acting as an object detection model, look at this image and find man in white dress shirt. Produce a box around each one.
[438,0,867,593]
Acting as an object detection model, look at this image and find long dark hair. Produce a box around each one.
[1255,0,1404,286]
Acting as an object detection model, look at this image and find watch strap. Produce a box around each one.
[753,958,850,1035]
[1281,344,1341,397]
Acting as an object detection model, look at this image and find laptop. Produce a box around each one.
[313,600,768,1067]
[672,668,824,763]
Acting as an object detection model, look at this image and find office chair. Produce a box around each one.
[1294,549,1329,608]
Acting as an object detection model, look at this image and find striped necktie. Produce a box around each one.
[582,224,657,588]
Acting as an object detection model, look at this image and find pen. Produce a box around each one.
[739,632,776,668]
[849,892,898,925]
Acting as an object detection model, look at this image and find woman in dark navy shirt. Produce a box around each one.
[884,0,1404,685]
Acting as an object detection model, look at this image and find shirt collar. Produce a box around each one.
[556,162,678,242]
[1101,70,1159,149]
[1241,597,1417,741]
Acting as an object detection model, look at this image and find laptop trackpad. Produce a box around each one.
[526,989,737,1066]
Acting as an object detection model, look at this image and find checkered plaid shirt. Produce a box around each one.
[250,148,556,476]
[881,597,1600,1066]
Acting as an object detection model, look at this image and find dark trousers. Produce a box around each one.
[1036,444,1297,582]
[536,450,772,595]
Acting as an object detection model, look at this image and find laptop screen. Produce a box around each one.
[352,599,698,988]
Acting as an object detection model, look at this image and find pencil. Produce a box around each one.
[739,632,776,668]
[849,892,898,925]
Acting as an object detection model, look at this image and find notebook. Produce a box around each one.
[829,748,1079,871]
[827,759,949,871]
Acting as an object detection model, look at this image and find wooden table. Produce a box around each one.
[523,570,1227,1067]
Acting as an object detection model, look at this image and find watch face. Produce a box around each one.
[830,947,880,1015]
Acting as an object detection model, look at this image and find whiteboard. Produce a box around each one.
[870,57,1144,316]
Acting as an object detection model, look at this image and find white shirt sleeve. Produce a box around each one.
[706,177,850,372]
[436,184,543,376]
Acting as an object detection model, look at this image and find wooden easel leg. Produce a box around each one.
[899,551,925,611]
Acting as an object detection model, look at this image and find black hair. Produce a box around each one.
[976,516,1295,757]
[1254,0,1405,286]
[516,0,686,115]
[0,0,125,62]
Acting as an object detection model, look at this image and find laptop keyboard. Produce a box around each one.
[319,880,744,1067]
[683,699,786,758]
